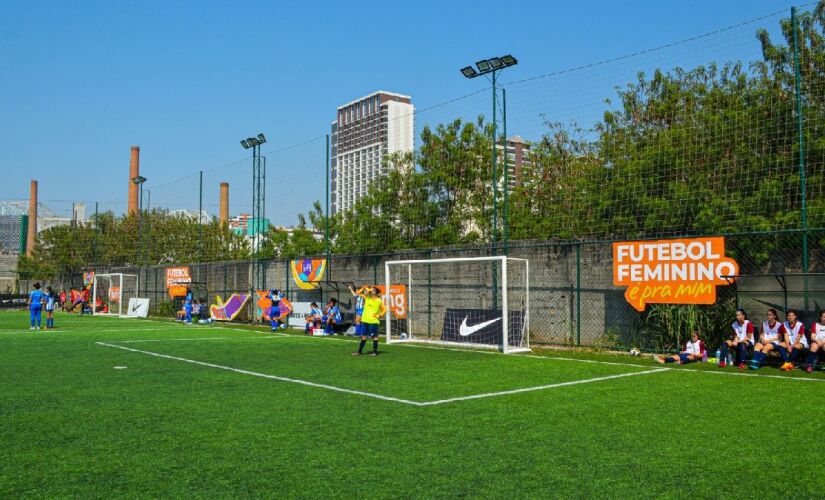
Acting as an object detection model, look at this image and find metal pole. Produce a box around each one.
[576,243,582,346]
[491,69,498,251]
[325,134,331,270]
[491,70,498,309]
[198,170,203,263]
[502,87,509,256]
[251,145,257,296]
[792,6,809,311]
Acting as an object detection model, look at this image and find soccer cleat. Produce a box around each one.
[30,327,35,330]
[807,365,814,374]
[781,362,793,371]
[718,361,727,368]
[351,352,361,356]
[279,324,287,330]
[738,363,746,370]
[748,360,760,370]
[370,351,378,357]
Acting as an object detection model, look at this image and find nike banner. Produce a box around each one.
[442,308,525,346]
[126,298,150,318]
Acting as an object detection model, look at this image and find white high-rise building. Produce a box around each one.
[331,91,414,215]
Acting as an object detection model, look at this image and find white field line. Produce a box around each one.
[95,341,424,406]
[417,368,670,406]
[114,337,235,343]
[94,340,671,407]
[682,368,825,383]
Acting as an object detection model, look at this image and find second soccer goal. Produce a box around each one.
[384,256,529,353]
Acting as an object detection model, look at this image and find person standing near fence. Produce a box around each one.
[44,286,56,329]
[719,308,753,369]
[183,287,194,324]
[28,283,45,330]
[806,310,825,373]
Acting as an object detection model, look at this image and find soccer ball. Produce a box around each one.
[400,333,408,340]
[629,348,641,357]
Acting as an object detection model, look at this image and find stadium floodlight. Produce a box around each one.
[130,175,147,185]
[460,66,479,79]
[501,54,518,67]
[476,60,491,73]
[488,57,503,69]
[257,133,267,144]
[240,139,250,149]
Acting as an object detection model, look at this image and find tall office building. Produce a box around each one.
[331,91,414,215]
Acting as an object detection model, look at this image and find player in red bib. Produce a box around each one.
[719,308,753,369]
[780,309,807,371]
[806,310,825,373]
[655,331,706,365]
[749,308,787,370]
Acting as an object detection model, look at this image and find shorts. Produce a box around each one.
[795,337,809,349]
[815,336,825,345]
[355,308,364,317]
[770,341,781,349]
[678,353,694,364]
[362,323,379,338]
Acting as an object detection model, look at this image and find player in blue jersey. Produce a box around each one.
[349,284,367,337]
[29,283,45,330]
[305,302,323,334]
[183,288,194,324]
[323,298,341,334]
[44,286,57,329]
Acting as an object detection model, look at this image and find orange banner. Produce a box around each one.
[613,237,739,312]
[166,267,192,288]
[168,285,188,298]
[374,284,407,319]
[108,286,121,302]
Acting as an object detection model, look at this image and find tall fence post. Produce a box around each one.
[198,170,203,263]
[791,6,810,311]
[576,243,582,346]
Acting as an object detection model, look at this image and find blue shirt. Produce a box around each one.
[29,290,44,308]
[185,292,193,305]
[45,293,56,311]
[329,305,341,322]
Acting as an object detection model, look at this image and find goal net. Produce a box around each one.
[384,256,529,353]
[92,273,138,317]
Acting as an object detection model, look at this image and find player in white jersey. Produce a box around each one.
[780,309,807,371]
[749,308,787,370]
[719,309,753,369]
[805,310,825,373]
[655,331,706,365]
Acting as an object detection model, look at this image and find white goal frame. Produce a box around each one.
[92,273,137,317]
[384,256,529,353]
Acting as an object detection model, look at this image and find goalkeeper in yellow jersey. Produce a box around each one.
[352,287,387,357]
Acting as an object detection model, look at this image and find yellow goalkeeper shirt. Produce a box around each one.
[361,296,385,324]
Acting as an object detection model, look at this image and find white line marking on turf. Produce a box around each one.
[682,368,825,383]
[95,341,424,406]
[114,337,232,343]
[417,368,670,406]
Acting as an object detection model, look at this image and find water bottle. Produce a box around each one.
[728,353,734,365]
[715,349,721,366]
[702,351,708,363]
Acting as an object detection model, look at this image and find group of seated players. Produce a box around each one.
[656,308,825,373]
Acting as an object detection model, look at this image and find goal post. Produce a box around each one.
[92,273,138,317]
[384,256,529,353]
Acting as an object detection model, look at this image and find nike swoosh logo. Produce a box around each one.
[131,303,141,312]
[459,316,501,337]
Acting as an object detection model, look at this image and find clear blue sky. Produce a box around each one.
[0,0,799,222]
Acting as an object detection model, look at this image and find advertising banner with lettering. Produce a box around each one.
[613,236,739,311]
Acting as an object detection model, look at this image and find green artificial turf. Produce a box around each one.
[2,311,825,498]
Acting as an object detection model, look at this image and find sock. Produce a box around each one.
[373,340,378,353]
[808,351,817,366]
[778,346,789,362]
[738,344,748,364]
[789,349,799,362]
[754,351,764,364]
[358,340,366,354]
[271,319,277,330]
[719,343,729,361]
[664,357,676,363]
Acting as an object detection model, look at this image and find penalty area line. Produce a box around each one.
[417,368,670,406]
[94,341,423,406]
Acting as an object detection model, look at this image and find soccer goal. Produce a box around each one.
[384,256,529,353]
[92,273,138,317]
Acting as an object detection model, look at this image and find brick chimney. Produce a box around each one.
[128,146,140,215]
[219,182,229,227]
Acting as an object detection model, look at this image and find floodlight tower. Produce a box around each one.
[460,55,517,254]
[461,55,518,308]
[240,134,267,292]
